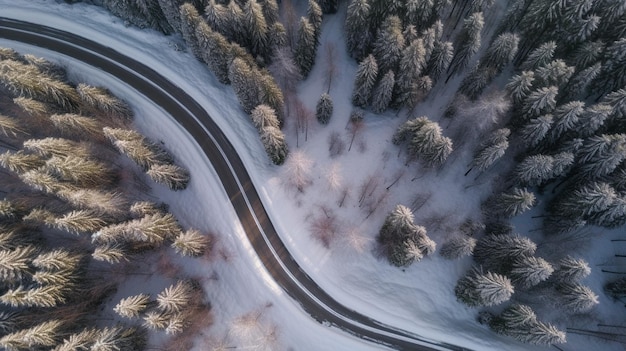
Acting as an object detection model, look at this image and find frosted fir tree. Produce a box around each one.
[513,155,556,187]
[0,319,64,349]
[473,233,537,272]
[520,41,556,71]
[575,103,613,138]
[548,182,617,230]
[352,55,379,107]
[172,229,209,257]
[506,71,534,106]
[147,164,190,191]
[603,88,626,131]
[258,73,284,120]
[114,294,151,319]
[156,280,195,313]
[439,236,477,260]
[157,0,184,33]
[535,60,574,89]
[482,32,519,72]
[591,194,626,228]
[22,137,88,159]
[195,21,231,84]
[403,25,418,44]
[260,125,288,165]
[0,150,45,174]
[447,12,484,78]
[316,93,333,125]
[575,134,626,182]
[458,65,495,100]
[372,16,405,74]
[294,18,317,78]
[605,277,626,300]
[556,282,599,313]
[345,0,372,60]
[548,101,585,143]
[53,210,106,235]
[378,205,434,267]
[517,86,558,125]
[426,40,453,82]
[561,63,601,102]
[75,84,132,120]
[92,244,128,264]
[395,39,426,109]
[551,256,591,283]
[307,0,322,47]
[49,113,102,139]
[467,128,510,175]
[510,256,554,288]
[404,0,434,30]
[483,188,536,219]
[179,3,202,60]
[243,0,269,59]
[519,114,553,148]
[204,0,229,37]
[0,246,37,284]
[455,267,514,307]
[261,0,279,24]
[592,38,626,96]
[228,58,261,114]
[251,104,280,129]
[571,40,604,70]
[371,70,395,113]
[488,304,566,345]
[395,116,452,167]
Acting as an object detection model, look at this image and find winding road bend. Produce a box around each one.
[0,18,470,351]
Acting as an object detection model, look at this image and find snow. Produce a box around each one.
[1,1,624,350]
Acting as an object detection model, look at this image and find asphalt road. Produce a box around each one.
[0,18,470,351]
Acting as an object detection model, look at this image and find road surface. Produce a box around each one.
[0,17,470,351]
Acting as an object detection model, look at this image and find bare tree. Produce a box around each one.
[309,206,339,248]
[347,110,365,152]
[283,150,313,192]
[327,131,345,158]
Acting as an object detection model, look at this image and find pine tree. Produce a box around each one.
[260,125,288,165]
[228,58,261,114]
[426,40,453,82]
[455,267,514,307]
[520,41,556,71]
[379,204,434,267]
[195,20,231,84]
[345,0,372,60]
[518,86,558,125]
[294,18,317,78]
[439,236,477,259]
[46,155,114,188]
[54,210,106,234]
[243,0,269,59]
[482,32,519,72]
[0,151,45,174]
[318,0,338,14]
[592,38,626,96]
[458,65,496,100]
[561,62,601,102]
[0,319,64,348]
[575,134,626,182]
[0,246,37,283]
[49,113,102,139]
[506,71,534,106]
[172,229,209,257]
[603,89,626,132]
[76,84,132,120]
[395,39,426,109]
[92,244,128,264]
[535,60,574,89]
[371,70,395,113]
[307,0,323,47]
[552,256,591,283]
[448,12,484,76]
[103,127,172,171]
[556,282,599,313]
[404,0,434,30]
[157,0,184,33]
[473,233,537,272]
[258,73,284,120]
[469,129,509,174]
[483,188,536,218]
[519,114,553,148]
[372,16,405,74]
[575,103,613,138]
[0,114,27,139]
[91,326,145,351]
[549,101,585,143]
[114,294,151,318]
[261,0,279,24]
[571,40,604,70]
[510,256,554,288]
[147,164,190,191]
[316,93,333,125]
[352,55,379,107]
[157,280,195,313]
[179,3,203,60]
[251,104,280,129]
[489,304,566,345]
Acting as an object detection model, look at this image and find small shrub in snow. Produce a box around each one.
[316,93,333,124]
[454,267,513,307]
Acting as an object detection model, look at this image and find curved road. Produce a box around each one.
[0,18,470,351]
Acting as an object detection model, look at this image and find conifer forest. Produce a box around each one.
[1,0,626,350]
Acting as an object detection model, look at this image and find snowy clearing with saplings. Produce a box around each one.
[1,0,626,350]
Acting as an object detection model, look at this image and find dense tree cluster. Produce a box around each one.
[0,48,210,350]
[393,116,453,168]
[378,205,435,267]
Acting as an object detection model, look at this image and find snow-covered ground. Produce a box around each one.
[2,1,624,350]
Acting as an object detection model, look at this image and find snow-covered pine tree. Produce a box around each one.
[260,125,288,165]
[195,20,231,84]
[548,101,585,143]
[551,256,591,283]
[228,58,262,114]
[489,304,566,345]
[510,256,554,288]
[483,188,536,219]
[473,233,537,272]
[157,0,184,33]
[352,55,379,107]
[261,0,279,25]
[426,40,453,82]
[534,60,574,89]
[0,151,44,174]
[448,12,484,78]
[294,17,317,78]
[172,229,209,257]
[603,88,626,132]
[575,103,613,138]
[179,3,203,60]
[561,62,601,103]
[439,236,477,260]
[513,154,556,187]
[482,32,519,72]
[371,70,395,113]
[379,204,434,267]
[516,86,558,126]
[458,64,495,101]
[307,0,322,47]
[455,267,513,307]
[605,277,626,300]
[506,71,534,106]
[258,73,284,121]
[520,114,553,149]
[372,16,405,74]
[401,117,453,167]
[345,0,372,60]
[556,282,599,313]
[395,39,426,109]
[575,134,626,182]
[316,93,333,125]
[204,0,229,38]
[243,0,270,59]
[114,294,151,318]
[592,38,626,96]
[147,164,190,191]
[251,104,280,129]
[75,84,132,120]
[92,244,128,264]
[570,40,604,70]
[520,41,556,71]
[548,182,617,230]
[404,0,434,30]
[468,128,509,175]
